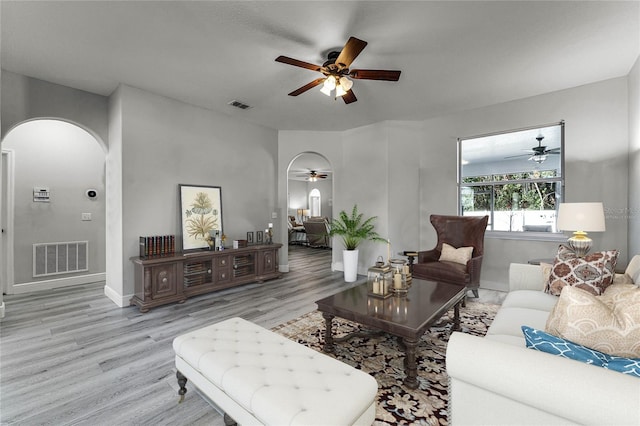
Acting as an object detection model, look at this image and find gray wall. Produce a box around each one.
[278,77,634,291]
[420,77,631,290]
[2,120,106,287]
[1,64,637,304]
[629,56,640,257]
[1,71,109,295]
[107,85,279,305]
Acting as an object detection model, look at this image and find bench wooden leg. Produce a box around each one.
[177,370,188,403]
[223,413,237,426]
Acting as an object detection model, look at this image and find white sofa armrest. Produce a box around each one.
[508,263,546,292]
[447,332,640,425]
[625,254,640,283]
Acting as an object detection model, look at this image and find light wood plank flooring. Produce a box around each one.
[0,245,504,425]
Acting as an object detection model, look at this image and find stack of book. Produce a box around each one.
[139,235,175,258]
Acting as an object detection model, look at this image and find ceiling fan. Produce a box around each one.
[275,36,401,104]
[295,170,329,181]
[505,135,560,164]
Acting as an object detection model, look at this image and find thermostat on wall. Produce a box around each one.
[33,187,50,202]
[86,189,98,200]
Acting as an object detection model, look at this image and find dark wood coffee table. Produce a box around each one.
[316,278,466,389]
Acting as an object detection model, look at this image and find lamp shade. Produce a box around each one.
[557,202,605,232]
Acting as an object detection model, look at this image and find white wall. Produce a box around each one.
[106,85,279,306]
[420,77,630,289]
[278,121,422,276]
[279,78,631,290]
[278,134,343,271]
[629,56,640,257]
[2,120,106,290]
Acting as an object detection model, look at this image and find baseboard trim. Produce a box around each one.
[103,284,132,308]
[279,263,290,273]
[0,302,5,319]
[10,273,106,294]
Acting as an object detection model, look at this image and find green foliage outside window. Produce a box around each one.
[462,171,559,212]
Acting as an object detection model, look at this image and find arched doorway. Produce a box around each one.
[1,119,106,295]
[286,152,333,265]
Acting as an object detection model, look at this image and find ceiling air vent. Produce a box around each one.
[228,100,251,110]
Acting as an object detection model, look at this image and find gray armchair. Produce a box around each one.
[303,218,331,248]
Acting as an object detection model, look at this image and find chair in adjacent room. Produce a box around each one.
[412,214,489,298]
[288,216,307,245]
[303,217,331,248]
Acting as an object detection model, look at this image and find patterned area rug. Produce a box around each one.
[271,301,499,426]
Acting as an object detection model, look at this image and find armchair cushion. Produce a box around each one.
[413,259,471,285]
[439,243,474,265]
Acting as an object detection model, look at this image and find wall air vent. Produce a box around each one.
[228,100,252,110]
[33,241,89,277]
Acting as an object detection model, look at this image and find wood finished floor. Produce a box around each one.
[0,245,505,425]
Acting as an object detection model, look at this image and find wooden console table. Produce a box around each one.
[130,243,282,312]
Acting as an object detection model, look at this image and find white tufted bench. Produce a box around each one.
[173,317,378,425]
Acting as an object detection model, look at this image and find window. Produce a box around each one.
[309,188,321,217]
[458,122,564,234]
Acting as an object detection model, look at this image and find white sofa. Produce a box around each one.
[446,256,640,425]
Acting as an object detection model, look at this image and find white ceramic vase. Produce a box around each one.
[343,249,359,282]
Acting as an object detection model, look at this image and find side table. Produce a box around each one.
[399,251,418,273]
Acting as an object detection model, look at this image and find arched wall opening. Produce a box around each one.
[1,118,107,295]
[286,152,333,267]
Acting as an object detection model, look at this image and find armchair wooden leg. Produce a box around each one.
[471,288,479,298]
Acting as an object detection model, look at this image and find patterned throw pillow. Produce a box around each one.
[439,243,473,265]
[522,326,640,378]
[546,284,640,357]
[545,245,618,296]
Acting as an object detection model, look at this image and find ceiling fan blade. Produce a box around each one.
[504,153,533,159]
[350,69,401,81]
[342,89,357,104]
[335,37,368,69]
[275,56,322,72]
[288,78,326,96]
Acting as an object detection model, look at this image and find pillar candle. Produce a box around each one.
[393,272,402,289]
[387,240,391,263]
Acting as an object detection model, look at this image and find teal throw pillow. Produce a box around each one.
[521,326,640,378]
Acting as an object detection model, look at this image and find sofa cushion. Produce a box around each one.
[522,326,640,378]
[613,273,634,285]
[500,289,558,312]
[545,284,640,358]
[412,260,469,284]
[439,243,473,265]
[485,306,550,343]
[545,245,618,296]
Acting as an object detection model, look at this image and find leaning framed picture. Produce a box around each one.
[179,184,223,251]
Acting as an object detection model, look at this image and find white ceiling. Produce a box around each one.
[1,1,638,134]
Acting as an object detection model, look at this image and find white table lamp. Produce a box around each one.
[556,202,605,257]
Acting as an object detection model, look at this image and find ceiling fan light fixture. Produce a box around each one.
[324,75,336,90]
[531,154,547,164]
[335,84,347,97]
[320,85,332,96]
[339,76,353,91]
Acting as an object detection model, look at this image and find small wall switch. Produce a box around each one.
[81,213,92,221]
[271,212,278,219]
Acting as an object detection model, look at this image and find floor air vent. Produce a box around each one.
[33,241,89,277]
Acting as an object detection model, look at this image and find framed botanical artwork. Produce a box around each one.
[256,231,264,244]
[179,184,223,251]
[247,232,254,244]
